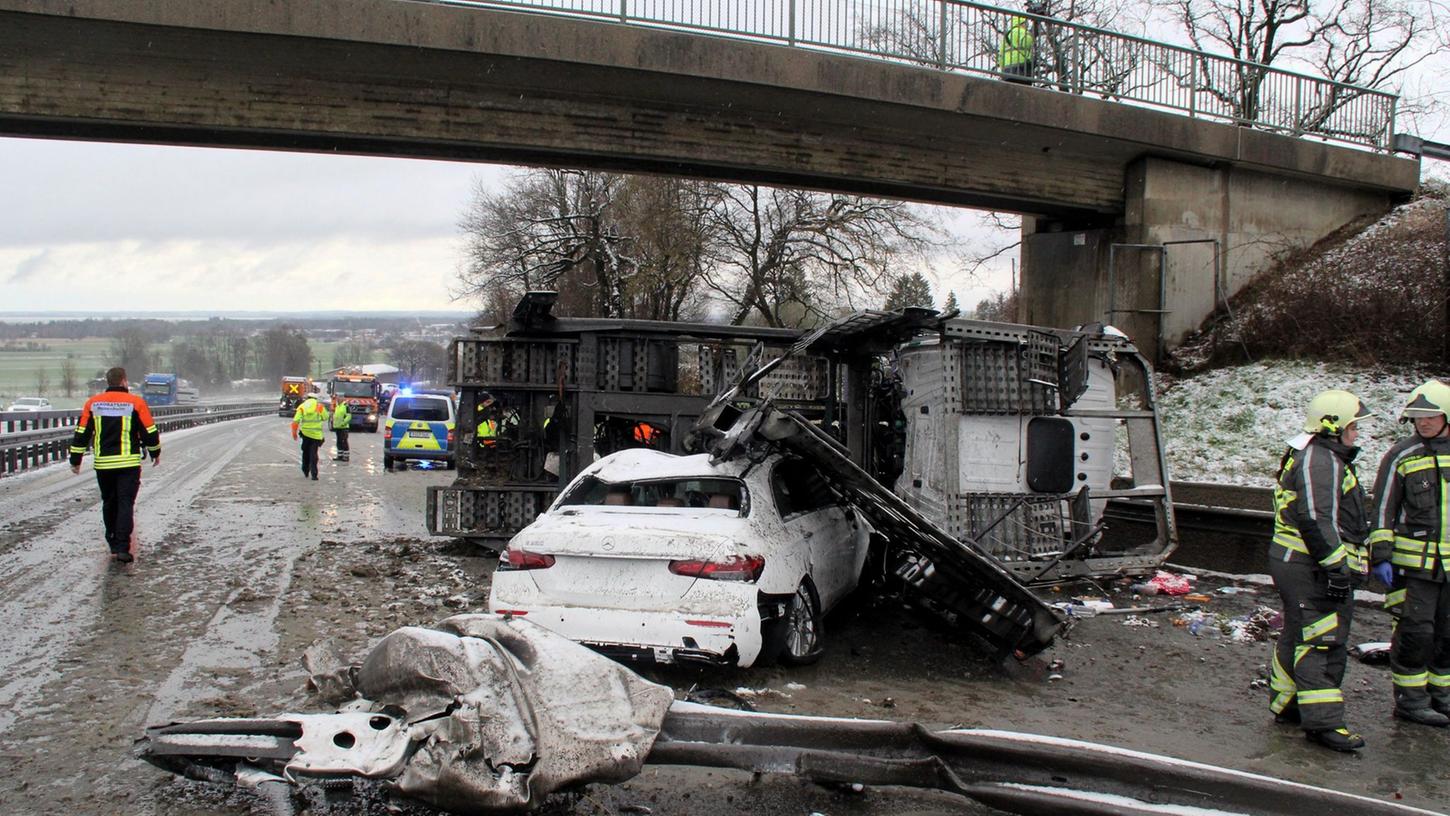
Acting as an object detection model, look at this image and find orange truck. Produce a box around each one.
[329,368,381,432]
[278,376,312,417]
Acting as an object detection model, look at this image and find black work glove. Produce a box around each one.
[1325,567,1353,603]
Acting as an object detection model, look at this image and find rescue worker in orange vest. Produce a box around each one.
[632,421,659,447]
[1267,389,1372,751]
[1367,379,1450,728]
[291,393,327,480]
[69,366,161,563]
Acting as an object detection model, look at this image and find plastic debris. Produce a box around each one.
[1140,570,1193,596]
[1217,586,1257,595]
[1184,593,1213,603]
[1171,607,1279,642]
[1121,616,1160,628]
[1351,642,1392,665]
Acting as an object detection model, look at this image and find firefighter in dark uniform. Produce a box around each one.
[1267,389,1372,751]
[1368,379,1450,728]
[69,366,161,562]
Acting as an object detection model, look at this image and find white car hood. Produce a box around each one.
[512,508,754,560]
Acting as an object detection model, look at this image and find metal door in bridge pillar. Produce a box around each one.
[1106,243,1166,361]
[1161,240,1221,350]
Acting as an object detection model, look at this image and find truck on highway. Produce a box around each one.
[141,373,198,407]
[328,368,380,432]
[278,376,312,417]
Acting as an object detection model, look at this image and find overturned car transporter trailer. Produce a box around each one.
[429,294,1176,654]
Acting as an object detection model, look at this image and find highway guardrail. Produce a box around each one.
[0,402,277,476]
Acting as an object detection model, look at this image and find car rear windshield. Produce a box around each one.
[391,397,450,422]
[558,476,748,515]
[18,398,45,406]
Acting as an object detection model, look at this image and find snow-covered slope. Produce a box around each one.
[1158,361,1431,488]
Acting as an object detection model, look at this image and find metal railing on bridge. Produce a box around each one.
[0,401,277,476]
[444,0,1396,149]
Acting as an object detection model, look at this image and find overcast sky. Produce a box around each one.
[0,136,1013,317]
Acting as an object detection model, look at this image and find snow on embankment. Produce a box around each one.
[1158,361,1430,488]
[1174,187,1448,370]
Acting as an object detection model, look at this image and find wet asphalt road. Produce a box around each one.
[0,418,1447,815]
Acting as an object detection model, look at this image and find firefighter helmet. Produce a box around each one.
[1303,389,1373,435]
[1400,380,1450,421]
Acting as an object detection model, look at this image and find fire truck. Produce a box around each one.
[328,368,381,432]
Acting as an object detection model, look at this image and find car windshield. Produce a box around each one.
[16,398,45,406]
[333,381,375,397]
[558,475,747,515]
[391,397,450,422]
[143,382,171,394]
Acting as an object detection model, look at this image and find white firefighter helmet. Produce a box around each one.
[1303,389,1373,435]
[1400,379,1450,421]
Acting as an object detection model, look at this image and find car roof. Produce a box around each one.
[583,449,758,482]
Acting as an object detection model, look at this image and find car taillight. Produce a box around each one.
[668,554,765,582]
[447,430,454,444]
[499,548,556,571]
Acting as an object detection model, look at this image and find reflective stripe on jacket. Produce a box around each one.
[998,18,1034,68]
[292,398,327,440]
[69,387,160,470]
[1271,434,1370,573]
[1369,435,1450,578]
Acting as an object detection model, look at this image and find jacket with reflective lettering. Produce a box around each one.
[1271,434,1369,573]
[69,387,160,470]
[1369,434,1450,579]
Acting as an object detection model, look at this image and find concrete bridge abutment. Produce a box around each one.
[1020,156,1395,362]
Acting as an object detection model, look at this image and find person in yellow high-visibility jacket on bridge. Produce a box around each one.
[998,1,1045,85]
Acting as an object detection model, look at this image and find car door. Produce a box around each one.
[769,458,856,609]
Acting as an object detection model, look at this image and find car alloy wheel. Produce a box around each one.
[781,581,823,665]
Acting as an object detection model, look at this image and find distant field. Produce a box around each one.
[0,338,391,411]
[0,338,120,410]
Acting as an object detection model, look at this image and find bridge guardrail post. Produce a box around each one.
[788,0,796,46]
[938,1,948,69]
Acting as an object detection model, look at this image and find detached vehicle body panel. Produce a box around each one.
[489,448,869,667]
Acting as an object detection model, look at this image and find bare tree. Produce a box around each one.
[59,356,77,397]
[457,170,635,319]
[611,175,714,321]
[34,368,50,396]
[701,185,940,327]
[110,325,153,380]
[1154,0,1432,134]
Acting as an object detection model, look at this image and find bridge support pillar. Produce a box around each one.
[1020,156,1395,363]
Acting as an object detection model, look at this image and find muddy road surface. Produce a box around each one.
[0,417,1444,815]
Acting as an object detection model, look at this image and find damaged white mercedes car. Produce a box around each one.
[487,447,872,667]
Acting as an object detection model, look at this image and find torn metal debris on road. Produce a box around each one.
[137,616,1445,816]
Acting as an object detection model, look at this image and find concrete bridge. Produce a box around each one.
[0,0,1420,355]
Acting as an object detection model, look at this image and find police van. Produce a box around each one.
[383,392,456,471]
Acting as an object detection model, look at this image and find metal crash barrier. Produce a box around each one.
[0,401,276,476]
[136,615,1444,816]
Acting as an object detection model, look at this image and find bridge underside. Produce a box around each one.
[0,0,1421,354]
[0,1,1416,219]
